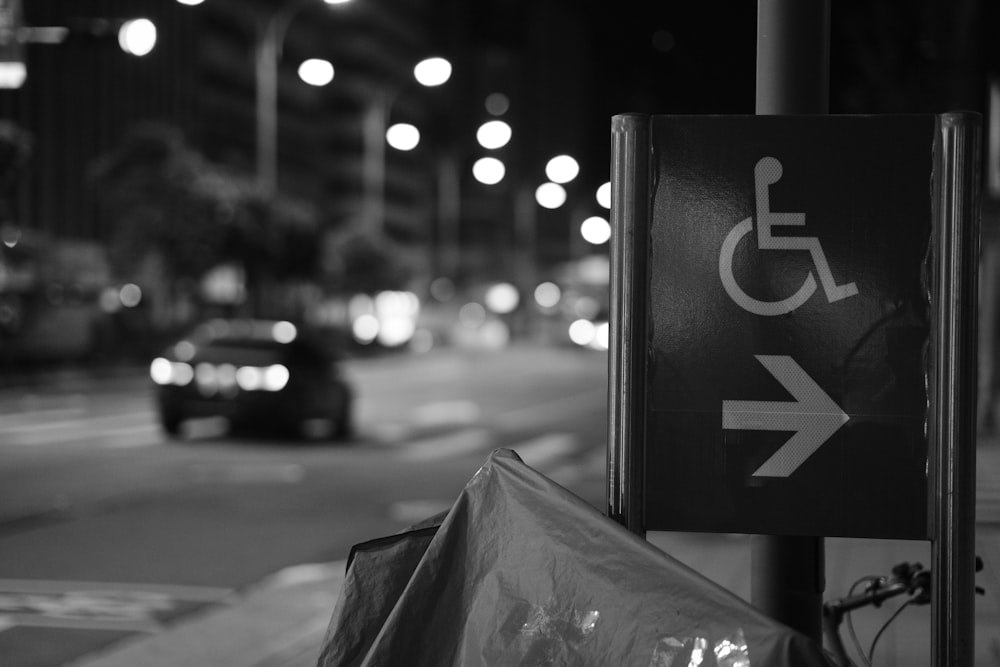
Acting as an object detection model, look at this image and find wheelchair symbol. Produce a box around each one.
[719,156,858,316]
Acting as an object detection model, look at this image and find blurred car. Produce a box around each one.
[150,318,354,440]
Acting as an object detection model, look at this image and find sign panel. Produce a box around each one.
[619,115,940,539]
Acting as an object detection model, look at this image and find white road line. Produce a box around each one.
[491,387,607,431]
[398,427,494,462]
[1,423,160,447]
[410,400,481,427]
[1,614,162,633]
[0,410,159,447]
[1,409,157,434]
[508,433,578,469]
[0,579,233,600]
[547,446,606,487]
[0,406,87,425]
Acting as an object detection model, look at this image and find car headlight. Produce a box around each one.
[262,364,290,391]
[150,357,194,386]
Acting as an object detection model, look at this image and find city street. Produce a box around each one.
[0,343,610,666]
[0,343,997,666]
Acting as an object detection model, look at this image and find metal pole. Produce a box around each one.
[608,114,650,534]
[255,0,316,194]
[930,111,980,667]
[255,33,278,193]
[362,89,389,235]
[751,0,829,642]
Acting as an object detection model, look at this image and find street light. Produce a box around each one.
[362,55,452,236]
[256,0,350,193]
[118,19,157,56]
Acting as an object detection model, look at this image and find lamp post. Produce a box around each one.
[362,56,451,236]
[255,0,348,193]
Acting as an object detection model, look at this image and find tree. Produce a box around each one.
[323,227,419,295]
[89,122,323,314]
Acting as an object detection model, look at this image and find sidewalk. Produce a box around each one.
[69,562,347,667]
[73,442,1000,667]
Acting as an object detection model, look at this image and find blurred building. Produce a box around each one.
[0,0,614,291]
[2,0,998,341]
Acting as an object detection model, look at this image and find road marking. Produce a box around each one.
[398,427,494,462]
[0,422,160,447]
[547,446,606,487]
[723,355,849,477]
[509,433,578,469]
[491,387,606,431]
[0,579,232,600]
[388,499,455,524]
[188,462,306,484]
[410,400,481,426]
[0,406,87,425]
[0,579,233,634]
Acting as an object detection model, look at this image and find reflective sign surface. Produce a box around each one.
[643,115,934,538]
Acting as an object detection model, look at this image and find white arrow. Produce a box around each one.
[723,355,849,477]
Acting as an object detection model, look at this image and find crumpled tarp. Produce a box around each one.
[317,448,834,667]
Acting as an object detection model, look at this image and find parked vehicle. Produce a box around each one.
[150,318,354,441]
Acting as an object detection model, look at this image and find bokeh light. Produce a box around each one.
[473,157,505,185]
[596,181,611,209]
[545,155,579,184]
[485,92,510,116]
[414,57,452,87]
[484,283,519,314]
[580,216,611,245]
[119,18,157,56]
[298,58,334,86]
[386,123,420,151]
[534,282,561,309]
[535,182,567,209]
[476,120,512,150]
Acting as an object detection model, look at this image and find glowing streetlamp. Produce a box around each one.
[118,19,157,56]
[363,55,452,235]
[545,154,580,184]
[476,120,512,150]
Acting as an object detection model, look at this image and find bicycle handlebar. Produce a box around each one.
[822,559,983,667]
[823,561,931,619]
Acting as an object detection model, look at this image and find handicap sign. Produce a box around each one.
[611,114,945,539]
[718,156,856,478]
[719,156,858,317]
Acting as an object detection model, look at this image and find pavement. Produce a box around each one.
[64,439,1000,667]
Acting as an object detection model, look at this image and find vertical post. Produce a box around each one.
[930,112,980,667]
[362,89,389,236]
[436,153,460,280]
[608,114,650,534]
[255,0,314,194]
[255,33,278,193]
[751,0,829,642]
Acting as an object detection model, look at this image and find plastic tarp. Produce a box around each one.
[317,448,834,667]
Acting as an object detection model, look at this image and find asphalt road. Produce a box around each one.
[1,344,998,666]
[0,343,610,667]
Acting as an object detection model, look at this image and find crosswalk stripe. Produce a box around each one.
[508,433,577,469]
[0,421,159,447]
[491,387,606,431]
[398,427,494,462]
